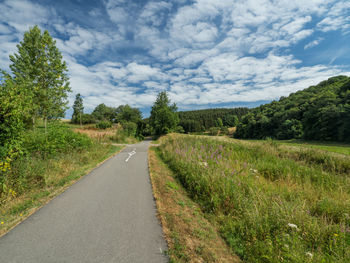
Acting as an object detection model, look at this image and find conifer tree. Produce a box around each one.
[72,93,84,126]
[150,91,179,135]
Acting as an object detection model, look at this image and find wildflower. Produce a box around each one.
[288,223,298,230]
[306,252,313,258]
[1,221,3,225]
[20,213,23,217]
[199,162,208,167]
[334,233,338,237]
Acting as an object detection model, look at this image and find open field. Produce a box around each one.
[157,134,350,262]
[70,123,139,144]
[246,139,350,156]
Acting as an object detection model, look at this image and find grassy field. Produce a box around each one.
[157,134,350,262]
[71,123,140,144]
[247,139,350,156]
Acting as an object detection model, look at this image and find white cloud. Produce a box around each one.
[304,37,324,49]
[1,0,350,115]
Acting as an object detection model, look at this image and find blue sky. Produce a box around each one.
[0,0,350,118]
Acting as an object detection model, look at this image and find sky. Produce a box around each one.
[0,0,350,118]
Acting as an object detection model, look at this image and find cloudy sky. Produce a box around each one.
[1,0,350,117]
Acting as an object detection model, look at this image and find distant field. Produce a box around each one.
[157,134,350,262]
[247,139,350,156]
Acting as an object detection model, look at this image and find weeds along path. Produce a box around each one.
[0,140,167,263]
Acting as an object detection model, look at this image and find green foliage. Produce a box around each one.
[22,123,92,157]
[121,121,137,136]
[115,105,142,123]
[136,118,152,137]
[9,25,71,124]
[92,103,116,122]
[159,135,350,262]
[209,127,220,136]
[174,126,185,133]
[150,91,179,135]
[96,121,112,129]
[0,71,32,153]
[179,119,203,133]
[72,93,84,125]
[178,108,248,132]
[81,113,97,124]
[236,76,350,142]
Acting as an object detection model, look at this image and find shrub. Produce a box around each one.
[209,127,220,136]
[22,123,92,157]
[175,126,185,133]
[96,121,112,129]
[121,121,137,137]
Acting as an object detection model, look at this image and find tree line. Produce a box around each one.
[72,91,180,138]
[235,75,350,142]
[178,108,249,133]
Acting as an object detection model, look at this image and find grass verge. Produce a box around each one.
[0,143,124,236]
[148,146,239,262]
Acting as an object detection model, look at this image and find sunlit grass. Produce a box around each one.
[158,134,350,262]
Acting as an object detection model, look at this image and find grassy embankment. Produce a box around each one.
[0,123,123,236]
[149,146,239,262]
[156,134,350,262]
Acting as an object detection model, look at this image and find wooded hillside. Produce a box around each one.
[235,75,350,141]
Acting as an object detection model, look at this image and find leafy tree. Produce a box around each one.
[72,93,84,126]
[9,25,71,131]
[92,103,116,122]
[115,105,142,123]
[150,91,179,135]
[0,71,32,153]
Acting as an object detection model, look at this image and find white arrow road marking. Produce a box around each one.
[125,148,136,162]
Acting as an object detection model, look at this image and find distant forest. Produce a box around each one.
[178,108,249,133]
[235,75,350,142]
[177,75,350,142]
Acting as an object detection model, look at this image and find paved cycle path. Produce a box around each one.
[0,140,168,263]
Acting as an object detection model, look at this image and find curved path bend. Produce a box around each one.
[0,140,168,263]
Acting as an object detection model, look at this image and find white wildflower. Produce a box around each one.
[288,223,298,230]
[306,252,313,258]
[199,162,208,167]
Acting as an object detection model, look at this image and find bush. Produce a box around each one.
[175,126,185,133]
[81,113,97,124]
[22,123,92,157]
[209,127,220,136]
[121,121,137,137]
[96,121,112,129]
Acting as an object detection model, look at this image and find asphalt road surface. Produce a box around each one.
[0,140,168,263]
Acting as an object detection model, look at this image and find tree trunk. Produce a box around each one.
[80,112,82,127]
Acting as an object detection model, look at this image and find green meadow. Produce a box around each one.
[157,134,350,262]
